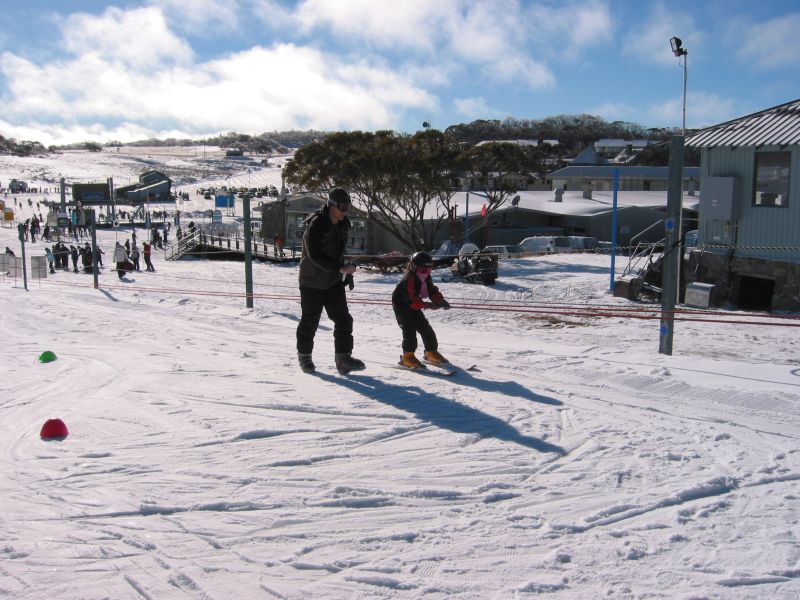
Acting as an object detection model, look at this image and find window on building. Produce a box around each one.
[753,151,790,207]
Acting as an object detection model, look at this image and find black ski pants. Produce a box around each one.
[394,306,437,353]
[296,284,353,355]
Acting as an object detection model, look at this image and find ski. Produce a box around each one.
[422,361,459,375]
[392,364,458,376]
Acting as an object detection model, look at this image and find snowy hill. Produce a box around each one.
[1,148,799,599]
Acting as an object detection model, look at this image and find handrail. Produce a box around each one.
[621,239,665,278]
[628,219,664,256]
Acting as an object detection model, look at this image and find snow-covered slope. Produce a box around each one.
[1,149,799,599]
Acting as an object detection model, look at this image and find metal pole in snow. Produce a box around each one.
[610,167,619,292]
[659,136,685,356]
[243,193,254,308]
[464,192,469,244]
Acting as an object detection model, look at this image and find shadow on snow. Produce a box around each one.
[315,372,566,455]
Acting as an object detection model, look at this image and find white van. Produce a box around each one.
[519,236,556,254]
[567,236,598,251]
[482,244,526,259]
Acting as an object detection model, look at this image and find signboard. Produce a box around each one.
[72,183,110,205]
[57,212,70,227]
[30,256,48,279]
[212,210,223,224]
[82,191,105,203]
[215,194,235,209]
[3,208,13,221]
[7,256,22,278]
[0,253,10,273]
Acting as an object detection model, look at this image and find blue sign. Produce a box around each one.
[665,218,675,232]
[82,191,105,202]
[215,194,234,209]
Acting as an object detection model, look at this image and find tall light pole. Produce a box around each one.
[670,36,688,135]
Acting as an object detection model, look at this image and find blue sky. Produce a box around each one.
[1,0,798,145]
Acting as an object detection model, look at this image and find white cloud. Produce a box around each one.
[455,96,491,118]
[622,2,700,67]
[147,0,241,34]
[62,7,193,69]
[647,91,736,130]
[277,0,561,89]
[0,38,437,144]
[251,0,299,32]
[0,118,187,147]
[293,0,451,54]
[526,1,615,61]
[587,101,638,124]
[736,14,800,69]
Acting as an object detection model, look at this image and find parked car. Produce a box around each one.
[519,236,556,253]
[567,236,598,251]
[482,244,526,259]
[552,236,573,253]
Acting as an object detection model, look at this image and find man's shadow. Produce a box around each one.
[315,372,565,455]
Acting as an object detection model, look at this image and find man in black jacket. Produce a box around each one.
[296,188,365,374]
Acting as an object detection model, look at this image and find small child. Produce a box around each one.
[392,251,451,369]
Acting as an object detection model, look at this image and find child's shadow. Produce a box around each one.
[315,372,565,455]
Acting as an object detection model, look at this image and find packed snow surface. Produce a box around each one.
[1,149,799,599]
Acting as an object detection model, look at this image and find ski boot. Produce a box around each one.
[298,353,315,373]
[423,350,449,365]
[399,351,423,369]
[335,353,366,374]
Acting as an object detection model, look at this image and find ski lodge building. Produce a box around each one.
[684,98,800,311]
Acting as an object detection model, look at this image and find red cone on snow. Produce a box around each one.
[40,418,69,440]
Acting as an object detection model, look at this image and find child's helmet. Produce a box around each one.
[412,251,433,267]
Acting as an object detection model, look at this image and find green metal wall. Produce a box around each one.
[701,145,799,262]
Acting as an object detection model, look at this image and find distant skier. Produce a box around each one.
[113,242,128,279]
[392,251,451,369]
[45,246,55,273]
[130,243,140,271]
[143,241,155,272]
[69,245,79,272]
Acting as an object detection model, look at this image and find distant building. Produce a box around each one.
[116,170,172,204]
[427,190,698,249]
[549,165,702,193]
[257,193,401,254]
[594,139,656,163]
[685,98,800,311]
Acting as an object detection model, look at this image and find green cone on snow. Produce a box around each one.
[39,351,57,363]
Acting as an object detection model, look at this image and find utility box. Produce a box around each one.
[700,177,737,221]
[684,282,715,308]
[614,275,643,301]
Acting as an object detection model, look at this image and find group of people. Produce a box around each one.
[44,242,103,274]
[296,188,451,375]
[113,238,155,279]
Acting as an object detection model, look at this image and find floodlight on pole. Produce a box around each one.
[669,36,688,136]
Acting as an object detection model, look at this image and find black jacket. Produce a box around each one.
[392,269,445,311]
[298,207,351,290]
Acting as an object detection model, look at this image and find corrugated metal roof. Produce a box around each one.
[686,99,800,148]
[549,165,702,179]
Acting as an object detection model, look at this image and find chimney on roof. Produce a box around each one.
[688,177,696,197]
[553,187,563,202]
[582,183,592,200]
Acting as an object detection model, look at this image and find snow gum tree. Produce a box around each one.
[284,130,530,251]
